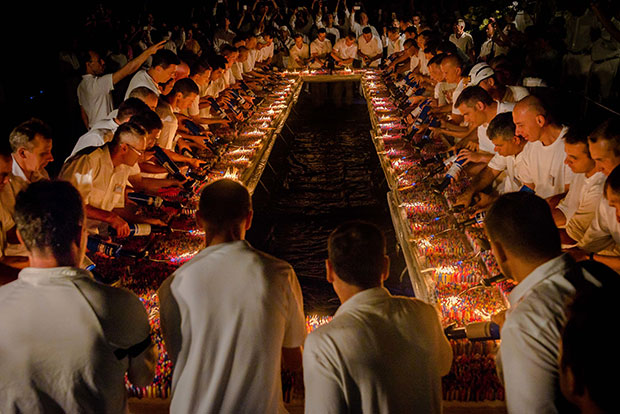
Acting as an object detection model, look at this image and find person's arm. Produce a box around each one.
[127,343,158,387]
[112,40,165,84]
[551,206,567,227]
[80,106,90,129]
[588,252,620,273]
[85,205,131,237]
[456,166,501,206]
[303,334,347,414]
[128,174,182,193]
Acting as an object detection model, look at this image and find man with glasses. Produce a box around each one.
[60,122,161,238]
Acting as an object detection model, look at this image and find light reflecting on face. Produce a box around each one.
[564,142,595,174]
[589,139,620,177]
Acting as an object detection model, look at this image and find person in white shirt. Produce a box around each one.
[573,118,620,270]
[486,192,589,414]
[479,22,509,61]
[468,62,529,104]
[551,128,605,246]
[309,28,332,68]
[304,221,452,414]
[124,49,180,99]
[513,95,573,198]
[435,54,467,120]
[456,112,527,207]
[288,33,310,69]
[347,8,380,39]
[60,122,149,238]
[0,180,155,412]
[0,144,23,281]
[357,27,383,68]
[77,41,164,129]
[449,19,475,62]
[384,26,404,57]
[455,86,515,162]
[331,33,358,66]
[69,97,150,159]
[158,179,305,414]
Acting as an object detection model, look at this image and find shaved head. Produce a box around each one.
[514,95,547,118]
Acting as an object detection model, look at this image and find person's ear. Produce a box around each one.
[535,114,546,127]
[492,239,508,264]
[16,228,26,248]
[476,101,485,112]
[244,210,253,231]
[486,77,495,87]
[17,147,28,160]
[380,255,390,283]
[325,259,335,284]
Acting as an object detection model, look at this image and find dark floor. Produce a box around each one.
[246,81,412,315]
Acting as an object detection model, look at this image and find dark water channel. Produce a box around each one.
[247,82,412,315]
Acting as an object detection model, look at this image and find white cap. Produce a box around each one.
[469,62,495,85]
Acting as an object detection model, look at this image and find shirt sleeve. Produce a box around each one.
[565,184,603,242]
[578,199,617,252]
[59,156,96,206]
[283,267,306,348]
[303,332,349,414]
[487,154,508,172]
[515,144,534,186]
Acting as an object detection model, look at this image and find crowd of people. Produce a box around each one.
[1,0,620,413]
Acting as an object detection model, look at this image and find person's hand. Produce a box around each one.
[491,310,506,329]
[139,217,168,227]
[456,189,475,208]
[145,40,166,55]
[473,192,494,209]
[456,149,485,165]
[110,215,131,238]
[464,140,479,152]
[188,159,205,170]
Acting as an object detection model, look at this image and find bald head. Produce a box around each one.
[513,95,553,143]
[175,61,191,81]
[440,55,463,83]
[514,95,547,118]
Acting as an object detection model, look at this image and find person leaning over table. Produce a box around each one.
[485,192,589,414]
[304,221,452,414]
[60,122,164,238]
[0,141,24,283]
[0,180,156,412]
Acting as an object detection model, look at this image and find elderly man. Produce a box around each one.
[0,180,155,412]
[60,122,154,238]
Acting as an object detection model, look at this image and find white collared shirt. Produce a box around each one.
[332,38,358,61]
[358,35,383,67]
[498,254,580,414]
[77,73,115,128]
[304,287,452,414]
[159,240,306,414]
[0,266,150,413]
[488,149,526,193]
[125,69,160,99]
[516,126,573,198]
[557,171,606,241]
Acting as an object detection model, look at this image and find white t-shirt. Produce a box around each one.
[69,118,119,159]
[434,82,456,106]
[503,85,530,103]
[516,127,573,199]
[386,37,404,56]
[579,198,620,255]
[159,240,306,414]
[487,150,526,193]
[288,43,310,69]
[418,49,429,76]
[358,36,383,67]
[0,267,150,413]
[155,100,179,150]
[477,102,515,153]
[449,32,475,55]
[557,172,605,241]
[332,39,358,61]
[125,70,160,99]
[451,78,467,114]
[409,54,420,72]
[304,287,452,414]
[77,74,114,128]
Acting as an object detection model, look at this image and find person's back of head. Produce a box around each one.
[14,180,84,264]
[198,179,252,238]
[487,112,516,141]
[151,49,181,69]
[117,97,151,123]
[208,55,228,71]
[128,87,159,109]
[9,118,52,153]
[110,121,146,150]
[327,221,387,290]
[485,192,561,270]
[589,118,620,153]
[168,78,199,98]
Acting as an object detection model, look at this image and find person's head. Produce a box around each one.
[564,126,597,175]
[512,95,554,143]
[167,78,199,111]
[359,11,369,25]
[468,62,495,88]
[128,86,159,110]
[190,59,212,86]
[404,26,417,39]
[0,141,12,190]
[454,19,466,35]
[416,29,433,49]
[362,27,373,43]
[14,180,85,266]
[604,165,620,223]
[485,192,562,281]
[455,86,495,127]
[440,54,464,83]
[588,118,620,177]
[221,45,239,67]
[174,60,190,80]
[560,276,620,414]
[488,112,526,157]
[345,32,356,46]
[207,55,227,80]
[237,46,249,63]
[82,50,105,76]
[403,38,419,57]
[109,121,147,167]
[9,118,54,174]
[197,179,253,242]
[280,26,290,38]
[428,54,446,83]
[129,109,163,149]
[293,33,304,47]
[117,97,151,123]
[485,22,495,38]
[326,221,389,301]
[412,14,421,26]
[246,35,257,49]
[317,27,327,41]
[387,26,399,41]
[149,49,181,83]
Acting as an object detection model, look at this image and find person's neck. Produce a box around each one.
[14,157,35,182]
[510,254,559,283]
[28,252,79,269]
[204,230,244,248]
[585,164,599,178]
[109,146,124,168]
[540,123,563,146]
[484,102,499,124]
[337,283,372,304]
